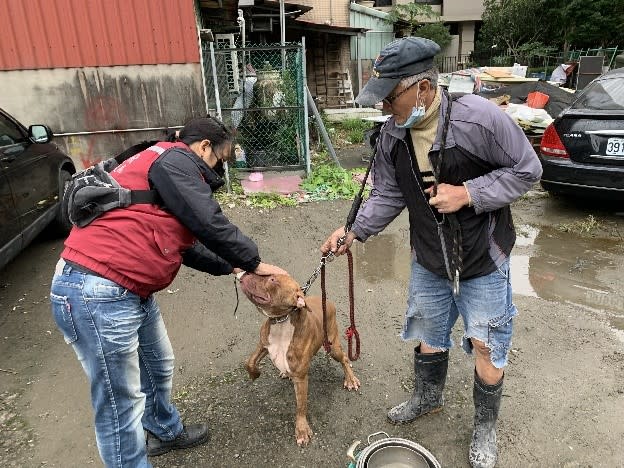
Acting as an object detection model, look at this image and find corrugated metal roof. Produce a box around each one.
[0,0,200,71]
[349,3,394,60]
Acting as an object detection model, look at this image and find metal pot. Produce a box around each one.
[348,432,441,468]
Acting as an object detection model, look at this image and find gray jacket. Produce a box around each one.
[351,92,543,274]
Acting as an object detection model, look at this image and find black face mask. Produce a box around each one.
[213,159,225,177]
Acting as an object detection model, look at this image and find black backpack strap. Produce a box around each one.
[130,189,162,205]
[449,91,468,101]
[114,140,159,164]
[113,140,164,205]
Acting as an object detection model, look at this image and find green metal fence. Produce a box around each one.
[200,41,308,171]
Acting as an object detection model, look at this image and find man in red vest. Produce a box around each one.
[50,116,286,467]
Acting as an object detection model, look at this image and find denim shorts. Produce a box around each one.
[401,256,517,368]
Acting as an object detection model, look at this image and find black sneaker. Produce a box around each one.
[146,423,209,457]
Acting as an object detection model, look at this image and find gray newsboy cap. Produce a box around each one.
[355,37,441,106]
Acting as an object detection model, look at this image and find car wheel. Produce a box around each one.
[49,169,73,237]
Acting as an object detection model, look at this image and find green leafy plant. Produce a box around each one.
[301,162,369,200]
[246,192,298,209]
[214,175,297,210]
[340,119,371,145]
[321,117,372,146]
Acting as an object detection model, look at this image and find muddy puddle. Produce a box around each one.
[352,226,624,337]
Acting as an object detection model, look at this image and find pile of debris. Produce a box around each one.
[478,81,576,118]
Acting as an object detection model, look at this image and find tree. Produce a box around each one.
[478,0,546,62]
[478,0,624,60]
[542,0,624,52]
[384,3,452,50]
[414,23,453,51]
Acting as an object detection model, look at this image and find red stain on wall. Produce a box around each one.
[75,95,130,168]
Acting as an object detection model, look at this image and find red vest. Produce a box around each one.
[62,142,196,297]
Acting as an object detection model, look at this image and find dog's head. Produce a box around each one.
[239,273,305,317]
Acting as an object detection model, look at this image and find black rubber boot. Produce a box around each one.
[146,423,209,457]
[387,345,448,424]
[469,371,503,468]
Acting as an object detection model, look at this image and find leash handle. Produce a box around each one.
[301,234,347,295]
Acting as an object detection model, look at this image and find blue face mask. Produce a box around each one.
[396,89,426,129]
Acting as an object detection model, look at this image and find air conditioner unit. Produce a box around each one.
[215,33,240,94]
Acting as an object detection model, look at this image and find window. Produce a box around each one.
[571,77,624,111]
[0,114,26,148]
[446,22,459,35]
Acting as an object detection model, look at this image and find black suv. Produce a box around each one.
[0,107,76,270]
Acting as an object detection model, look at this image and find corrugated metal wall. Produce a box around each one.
[0,0,200,71]
[349,4,394,60]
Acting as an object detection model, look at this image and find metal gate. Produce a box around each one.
[201,39,309,171]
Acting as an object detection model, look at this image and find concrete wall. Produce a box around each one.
[442,35,461,58]
[1,64,206,169]
[459,21,476,56]
[442,0,484,21]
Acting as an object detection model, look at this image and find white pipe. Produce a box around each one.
[209,42,230,192]
[302,36,311,175]
[280,0,286,70]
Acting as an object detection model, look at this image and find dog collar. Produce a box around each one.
[256,306,298,324]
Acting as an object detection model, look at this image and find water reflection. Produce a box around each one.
[520,225,624,331]
[352,233,410,284]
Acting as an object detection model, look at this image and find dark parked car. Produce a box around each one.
[0,108,75,270]
[539,67,624,200]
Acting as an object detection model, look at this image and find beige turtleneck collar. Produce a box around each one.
[409,87,442,183]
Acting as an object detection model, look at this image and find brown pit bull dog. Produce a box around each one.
[238,272,360,446]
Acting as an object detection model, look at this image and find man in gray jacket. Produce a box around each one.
[321,37,542,468]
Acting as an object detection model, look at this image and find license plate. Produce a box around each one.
[606,137,624,156]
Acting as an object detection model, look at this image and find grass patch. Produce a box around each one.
[322,117,372,146]
[557,215,600,234]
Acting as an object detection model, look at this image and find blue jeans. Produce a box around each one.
[50,259,183,468]
[402,256,517,368]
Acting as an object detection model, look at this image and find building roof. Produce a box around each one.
[290,20,368,36]
[248,0,312,18]
[0,0,199,70]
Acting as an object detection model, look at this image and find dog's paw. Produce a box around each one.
[295,421,313,446]
[246,366,261,380]
[343,375,361,391]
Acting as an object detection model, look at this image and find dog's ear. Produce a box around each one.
[296,296,306,308]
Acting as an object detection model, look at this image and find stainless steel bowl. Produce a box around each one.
[353,432,441,468]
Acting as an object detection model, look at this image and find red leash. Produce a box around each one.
[320,248,360,361]
[345,249,360,361]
